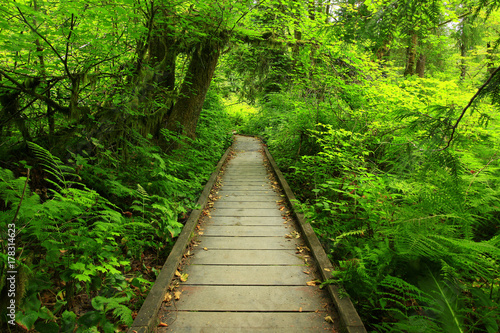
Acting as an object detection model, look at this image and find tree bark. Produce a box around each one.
[416,53,426,78]
[166,41,221,142]
[404,32,418,76]
[460,41,467,80]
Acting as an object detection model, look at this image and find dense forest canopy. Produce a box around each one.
[1,0,500,332]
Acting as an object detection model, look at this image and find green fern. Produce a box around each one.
[331,229,366,247]
[91,295,133,326]
[419,268,465,333]
[27,142,77,190]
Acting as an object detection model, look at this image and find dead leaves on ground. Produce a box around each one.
[285,230,301,239]
[306,280,321,286]
[325,315,334,323]
[163,289,182,304]
[175,270,189,282]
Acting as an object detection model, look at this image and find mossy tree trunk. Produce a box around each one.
[404,31,418,76]
[166,40,223,143]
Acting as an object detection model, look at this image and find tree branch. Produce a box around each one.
[437,11,471,27]
[65,13,75,77]
[16,6,73,79]
[439,65,500,151]
[12,169,30,224]
[0,69,69,113]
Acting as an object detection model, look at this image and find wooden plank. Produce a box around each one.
[182,265,309,285]
[219,185,274,191]
[216,190,278,197]
[157,312,333,333]
[205,216,285,225]
[213,201,277,209]
[197,236,297,249]
[216,195,283,202]
[189,249,305,265]
[211,208,282,217]
[223,171,268,176]
[168,286,328,312]
[222,176,270,181]
[201,225,290,237]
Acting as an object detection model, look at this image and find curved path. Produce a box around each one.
[156,136,336,332]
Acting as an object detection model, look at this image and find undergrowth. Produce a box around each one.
[241,74,500,332]
[0,89,232,332]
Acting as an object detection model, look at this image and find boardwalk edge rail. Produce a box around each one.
[263,145,368,333]
[128,145,232,333]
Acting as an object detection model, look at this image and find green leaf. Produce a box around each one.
[91,296,106,311]
[35,321,59,333]
[16,311,38,330]
[74,274,92,282]
[77,311,102,328]
[61,310,77,333]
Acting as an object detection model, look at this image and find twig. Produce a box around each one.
[16,6,73,79]
[0,69,69,113]
[439,65,500,151]
[230,0,268,33]
[12,169,30,224]
[465,152,499,199]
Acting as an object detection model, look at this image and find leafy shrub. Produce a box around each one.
[245,73,500,332]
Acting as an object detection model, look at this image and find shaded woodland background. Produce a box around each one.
[1,0,500,332]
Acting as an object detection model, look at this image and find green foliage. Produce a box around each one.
[0,86,232,330]
[1,0,500,331]
[241,38,500,330]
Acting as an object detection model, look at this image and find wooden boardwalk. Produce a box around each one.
[156,136,336,332]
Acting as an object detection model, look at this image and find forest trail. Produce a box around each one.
[156,136,336,332]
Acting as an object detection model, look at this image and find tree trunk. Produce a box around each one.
[308,0,316,20]
[165,41,221,142]
[460,41,467,80]
[404,32,418,76]
[416,53,426,77]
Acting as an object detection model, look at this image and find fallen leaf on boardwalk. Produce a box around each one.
[325,316,334,323]
[285,234,292,239]
[158,322,168,327]
[307,280,320,286]
[180,273,189,282]
[175,270,182,277]
[174,291,182,300]
[164,293,172,302]
[203,247,208,251]
[198,231,204,235]
[303,270,310,275]
[324,268,331,272]
[279,206,285,211]
[299,307,303,312]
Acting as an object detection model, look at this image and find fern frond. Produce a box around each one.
[111,305,133,326]
[136,184,149,197]
[331,229,366,247]
[419,268,465,333]
[28,142,76,190]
